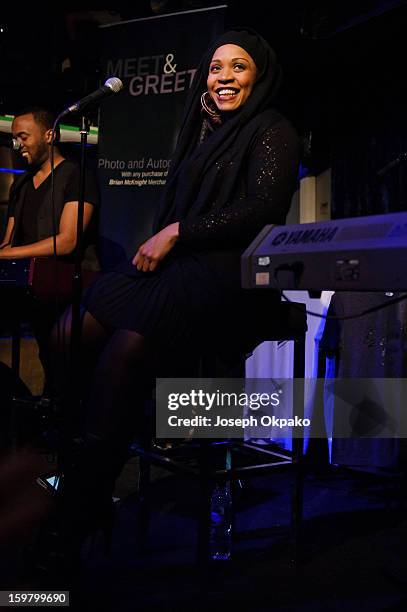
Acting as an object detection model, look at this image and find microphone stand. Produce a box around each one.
[52,113,90,469]
[69,114,89,412]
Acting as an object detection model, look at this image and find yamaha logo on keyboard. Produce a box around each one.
[271,226,338,246]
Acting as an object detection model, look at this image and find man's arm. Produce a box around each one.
[0,201,94,259]
[0,217,15,249]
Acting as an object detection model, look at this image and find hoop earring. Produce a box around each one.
[200,91,219,118]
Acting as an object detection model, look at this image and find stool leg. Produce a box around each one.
[137,452,152,552]
[226,446,236,548]
[11,317,21,382]
[197,441,212,565]
[291,439,304,566]
[8,318,22,450]
[290,333,305,565]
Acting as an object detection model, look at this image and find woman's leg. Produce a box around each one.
[52,308,111,389]
[59,328,154,542]
[30,309,160,577]
[52,309,153,457]
[81,328,155,495]
[35,323,153,565]
[51,308,112,426]
[85,328,152,438]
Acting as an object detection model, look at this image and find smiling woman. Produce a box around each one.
[32,28,300,576]
[207,44,258,111]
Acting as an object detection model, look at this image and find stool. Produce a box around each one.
[131,300,307,564]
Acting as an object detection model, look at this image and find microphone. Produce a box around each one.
[377,152,407,179]
[58,77,123,119]
[0,134,22,151]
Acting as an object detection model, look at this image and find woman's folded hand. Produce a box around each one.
[132,222,180,272]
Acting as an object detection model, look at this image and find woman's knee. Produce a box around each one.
[50,306,72,353]
[51,308,110,352]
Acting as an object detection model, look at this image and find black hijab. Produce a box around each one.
[154,28,283,231]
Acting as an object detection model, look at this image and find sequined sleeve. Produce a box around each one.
[178,117,299,248]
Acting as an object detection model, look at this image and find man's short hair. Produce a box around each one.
[14,106,60,142]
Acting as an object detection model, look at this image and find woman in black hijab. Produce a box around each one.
[41,28,299,570]
[81,27,299,357]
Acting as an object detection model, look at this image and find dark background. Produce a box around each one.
[1,0,407,214]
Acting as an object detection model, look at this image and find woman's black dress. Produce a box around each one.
[84,115,299,354]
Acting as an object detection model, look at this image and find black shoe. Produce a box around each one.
[25,495,115,583]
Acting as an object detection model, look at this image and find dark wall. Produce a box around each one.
[2,1,406,210]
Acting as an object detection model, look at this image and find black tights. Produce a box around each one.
[51,309,155,456]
